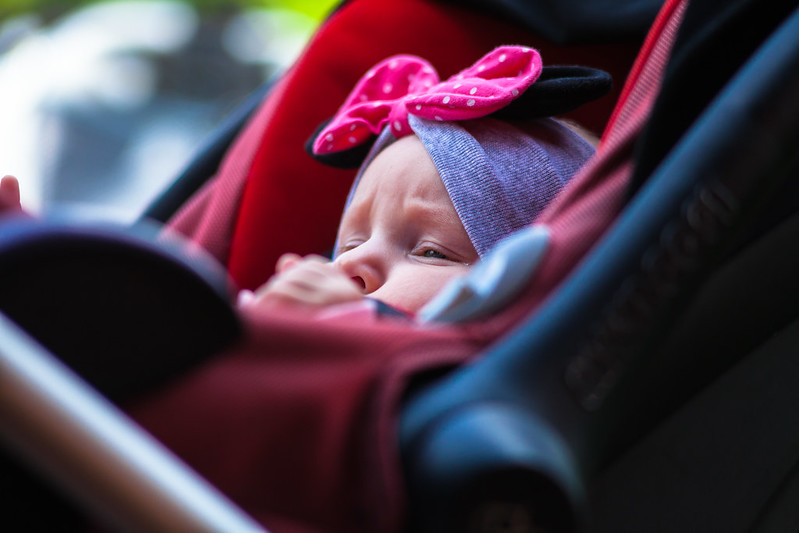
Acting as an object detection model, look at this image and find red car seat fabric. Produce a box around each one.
[165,76,293,267]
[128,2,685,532]
[166,0,642,292]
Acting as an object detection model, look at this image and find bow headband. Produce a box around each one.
[309,45,612,168]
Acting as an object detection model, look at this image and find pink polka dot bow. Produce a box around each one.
[312,45,543,156]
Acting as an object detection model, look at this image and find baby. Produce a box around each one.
[0,47,603,319]
[243,46,602,317]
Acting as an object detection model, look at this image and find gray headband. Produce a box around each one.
[342,116,594,258]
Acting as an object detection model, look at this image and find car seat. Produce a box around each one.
[401,0,799,531]
[3,0,799,532]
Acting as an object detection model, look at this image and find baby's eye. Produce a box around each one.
[412,242,471,265]
[422,248,450,260]
[336,240,363,255]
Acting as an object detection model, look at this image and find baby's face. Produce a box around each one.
[333,135,478,313]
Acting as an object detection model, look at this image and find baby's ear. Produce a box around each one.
[493,65,613,120]
[305,119,376,169]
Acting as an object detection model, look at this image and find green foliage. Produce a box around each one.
[1,0,95,19]
[0,0,340,22]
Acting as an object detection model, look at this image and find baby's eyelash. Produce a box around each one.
[421,248,450,260]
[413,244,465,263]
[337,240,363,255]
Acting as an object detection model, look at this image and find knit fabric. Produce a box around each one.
[344,115,595,258]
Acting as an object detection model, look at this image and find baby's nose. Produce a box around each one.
[350,275,367,291]
[335,248,383,294]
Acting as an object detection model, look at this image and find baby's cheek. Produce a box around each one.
[377,267,466,313]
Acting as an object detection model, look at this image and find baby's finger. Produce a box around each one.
[300,254,332,264]
[236,289,256,308]
[276,253,303,273]
[253,280,321,308]
[0,175,21,207]
[287,260,353,286]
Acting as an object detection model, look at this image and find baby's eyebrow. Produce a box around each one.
[338,200,370,232]
[405,200,460,230]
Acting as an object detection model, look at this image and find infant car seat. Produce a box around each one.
[401,0,799,531]
[3,0,799,532]
[0,0,648,529]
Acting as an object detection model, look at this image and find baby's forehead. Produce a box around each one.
[339,140,463,224]
[352,135,443,197]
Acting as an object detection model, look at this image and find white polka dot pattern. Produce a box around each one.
[312,45,543,155]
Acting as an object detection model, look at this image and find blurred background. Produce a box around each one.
[0,0,337,220]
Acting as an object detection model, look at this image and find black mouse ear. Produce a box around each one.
[305,119,377,169]
[493,65,613,120]
[306,65,612,168]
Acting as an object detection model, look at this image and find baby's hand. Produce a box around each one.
[0,176,22,215]
[245,253,364,310]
